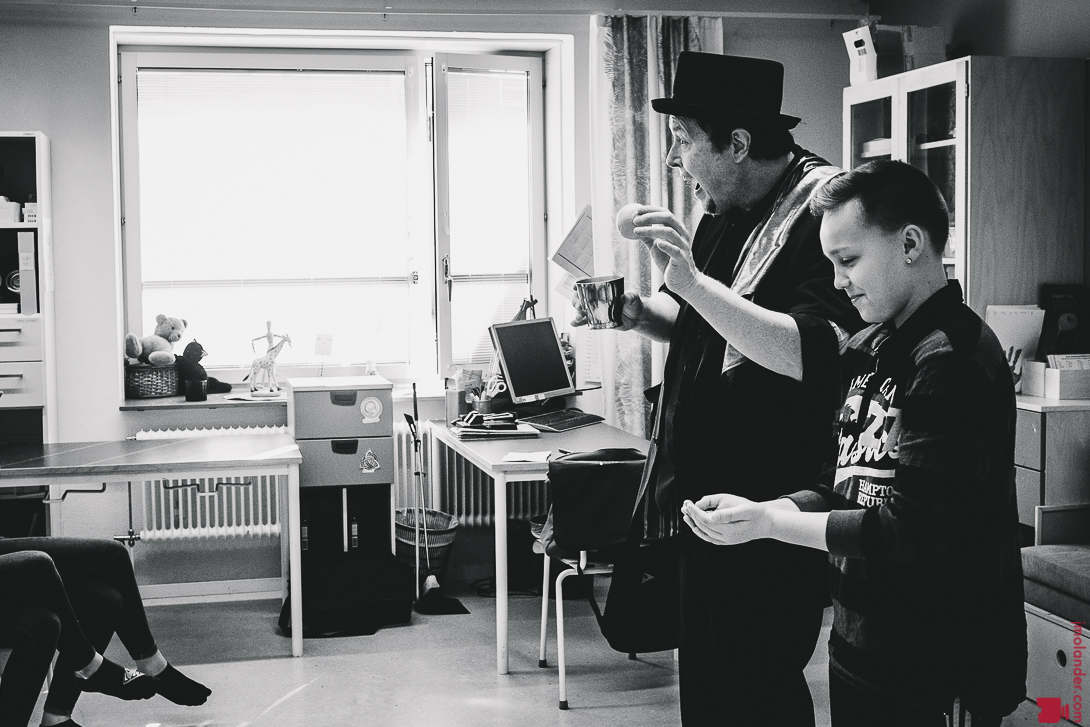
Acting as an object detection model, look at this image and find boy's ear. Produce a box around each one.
[730,129,751,161]
[902,224,926,263]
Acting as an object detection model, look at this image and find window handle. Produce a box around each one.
[442,254,452,301]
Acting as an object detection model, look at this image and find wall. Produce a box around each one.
[0,5,854,443]
[724,17,857,164]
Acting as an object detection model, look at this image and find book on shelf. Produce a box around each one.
[1047,354,1090,370]
[985,305,1045,393]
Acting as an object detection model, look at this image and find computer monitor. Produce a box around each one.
[489,318,576,404]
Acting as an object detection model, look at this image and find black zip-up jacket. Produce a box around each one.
[789,281,1027,716]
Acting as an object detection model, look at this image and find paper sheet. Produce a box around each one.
[552,205,594,279]
[501,450,553,463]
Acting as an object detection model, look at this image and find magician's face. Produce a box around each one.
[820,199,918,327]
[665,116,739,216]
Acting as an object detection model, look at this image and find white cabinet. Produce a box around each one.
[844,57,1085,316]
[0,131,55,444]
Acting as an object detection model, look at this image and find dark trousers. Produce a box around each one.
[0,550,98,727]
[678,533,826,726]
[0,538,158,721]
[829,669,1002,727]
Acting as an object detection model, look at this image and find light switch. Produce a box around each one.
[315,333,333,356]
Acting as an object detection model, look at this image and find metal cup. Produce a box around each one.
[575,275,625,329]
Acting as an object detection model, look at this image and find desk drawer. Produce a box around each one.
[1015,410,1042,470]
[0,361,43,407]
[293,389,392,439]
[298,437,393,488]
[1016,465,1043,527]
[0,317,42,362]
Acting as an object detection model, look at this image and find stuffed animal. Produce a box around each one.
[124,314,186,367]
[175,341,232,394]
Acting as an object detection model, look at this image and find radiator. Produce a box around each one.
[392,421,549,528]
[135,425,286,542]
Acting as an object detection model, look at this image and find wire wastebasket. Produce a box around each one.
[394,508,459,579]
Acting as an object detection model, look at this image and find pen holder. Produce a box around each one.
[473,398,496,415]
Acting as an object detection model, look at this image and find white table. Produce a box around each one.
[0,434,305,656]
[428,421,649,674]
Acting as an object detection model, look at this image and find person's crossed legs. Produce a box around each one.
[0,550,157,727]
[0,539,211,727]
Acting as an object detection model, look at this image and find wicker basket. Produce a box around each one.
[124,363,179,399]
[394,508,459,578]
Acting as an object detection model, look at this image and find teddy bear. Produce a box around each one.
[175,341,232,394]
[124,314,187,367]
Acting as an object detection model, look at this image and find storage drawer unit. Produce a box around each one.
[0,316,43,362]
[1025,602,1087,726]
[288,375,394,555]
[297,437,394,488]
[1015,399,1090,528]
[0,360,43,408]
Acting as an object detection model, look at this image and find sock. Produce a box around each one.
[152,663,212,706]
[76,657,156,701]
[40,713,73,727]
[75,652,103,679]
[135,650,168,677]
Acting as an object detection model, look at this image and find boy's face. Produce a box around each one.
[820,199,916,327]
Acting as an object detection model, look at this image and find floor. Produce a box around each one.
[36,591,1051,727]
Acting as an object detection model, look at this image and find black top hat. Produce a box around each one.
[651,51,801,130]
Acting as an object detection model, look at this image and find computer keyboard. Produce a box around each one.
[519,408,604,432]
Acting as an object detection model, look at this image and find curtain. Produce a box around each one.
[592,15,724,438]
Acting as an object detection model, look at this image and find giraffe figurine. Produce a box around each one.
[245,321,292,394]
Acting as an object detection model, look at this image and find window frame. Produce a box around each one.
[112,28,570,387]
[431,52,547,370]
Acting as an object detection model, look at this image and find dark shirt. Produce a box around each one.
[789,281,1027,714]
[654,148,861,507]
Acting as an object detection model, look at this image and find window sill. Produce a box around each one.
[120,390,286,412]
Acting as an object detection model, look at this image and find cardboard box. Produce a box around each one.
[1023,361,1090,399]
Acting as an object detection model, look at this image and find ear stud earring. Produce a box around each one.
[905,257,913,264]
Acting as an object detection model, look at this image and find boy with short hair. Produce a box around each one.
[636,160,1026,725]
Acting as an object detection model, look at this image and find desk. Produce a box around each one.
[0,434,305,656]
[428,421,649,675]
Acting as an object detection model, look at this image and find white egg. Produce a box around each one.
[615,202,644,239]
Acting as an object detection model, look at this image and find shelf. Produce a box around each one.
[120,390,287,411]
[914,138,957,151]
[0,222,37,230]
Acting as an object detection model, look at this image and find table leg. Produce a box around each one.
[428,422,441,506]
[287,464,303,657]
[494,471,508,675]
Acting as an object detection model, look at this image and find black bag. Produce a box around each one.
[278,551,413,638]
[589,532,680,655]
[587,415,679,655]
[543,447,646,557]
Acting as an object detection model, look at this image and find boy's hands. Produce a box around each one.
[681,494,776,546]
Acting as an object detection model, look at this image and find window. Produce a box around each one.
[119,47,545,381]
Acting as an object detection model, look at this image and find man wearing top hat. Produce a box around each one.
[577,52,862,724]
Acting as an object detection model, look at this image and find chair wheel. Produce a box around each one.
[559,700,569,710]
[538,659,547,668]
